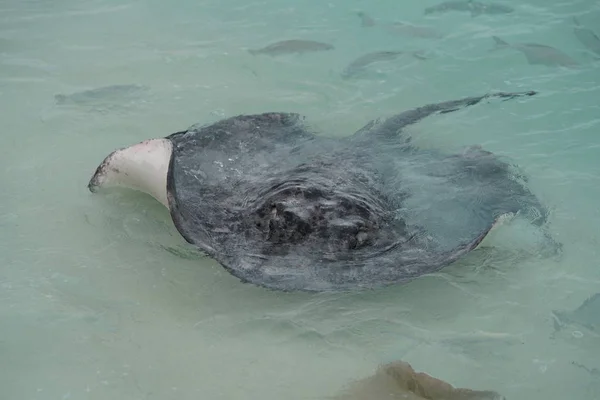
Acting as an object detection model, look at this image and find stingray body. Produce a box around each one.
[88,91,550,292]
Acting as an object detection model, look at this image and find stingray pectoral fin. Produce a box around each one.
[433,215,507,275]
[473,212,515,250]
[353,90,537,139]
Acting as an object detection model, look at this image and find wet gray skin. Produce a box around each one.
[573,17,600,58]
[90,90,557,292]
[424,0,514,17]
[341,51,426,79]
[492,36,579,67]
[55,84,149,105]
[247,40,334,56]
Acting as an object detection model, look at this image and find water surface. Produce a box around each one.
[1,0,600,399]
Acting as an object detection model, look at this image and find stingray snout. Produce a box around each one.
[87,150,116,193]
[85,138,173,208]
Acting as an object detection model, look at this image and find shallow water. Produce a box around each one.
[1,0,600,399]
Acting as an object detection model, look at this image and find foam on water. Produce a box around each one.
[1,0,600,399]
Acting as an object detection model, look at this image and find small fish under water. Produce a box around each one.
[425,0,514,17]
[247,40,334,56]
[385,21,443,39]
[491,36,579,67]
[355,12,442,39]
[341,51,426,79]
[573,17,600,58]
[356,11,376,27]
[54,84,149,105]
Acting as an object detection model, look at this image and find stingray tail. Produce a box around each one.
[435,91,537,116]
[353,90,538,140]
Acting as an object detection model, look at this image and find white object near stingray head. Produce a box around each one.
[88,138,173,208]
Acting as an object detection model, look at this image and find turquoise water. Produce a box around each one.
[1,0,599,398]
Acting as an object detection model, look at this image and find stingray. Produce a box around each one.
[491,36,579,67]
[88,90,555,292]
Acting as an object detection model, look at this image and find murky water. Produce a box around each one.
[1,0,599,399]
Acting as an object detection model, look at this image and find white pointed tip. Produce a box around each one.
[88,138,173,208]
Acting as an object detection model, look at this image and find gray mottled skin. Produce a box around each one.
[158,90,551,292]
